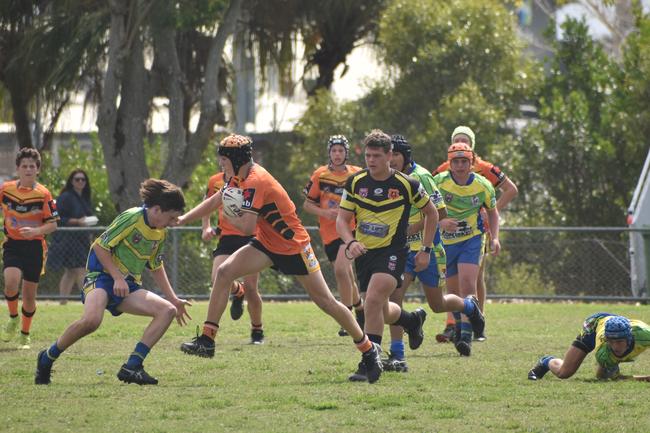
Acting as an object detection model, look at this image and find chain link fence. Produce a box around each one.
[3,226,645,301]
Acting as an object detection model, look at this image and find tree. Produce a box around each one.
[295,0,538,176]
[514,17,648,225]
[0,0,106,149]
[96,0,242,211]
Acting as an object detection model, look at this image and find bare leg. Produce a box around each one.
[549,346,588,379]
[56,289,108,350]
[118,290,178,348]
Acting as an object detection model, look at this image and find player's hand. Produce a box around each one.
[414,250,430,272]
[18,226,39,239]
[172,298,192,326]
[201,227,217,242]
[113,278,130,298]
[345,240,367,260]
[439,218,458,233]
[490,238,501,256]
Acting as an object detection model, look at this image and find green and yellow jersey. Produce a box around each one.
[339,168,429,250]
[594,317,650,370]
[403,162,445,252]
[432,171,496,245]
[86,207,166,284]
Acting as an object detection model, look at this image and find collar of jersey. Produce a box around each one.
[450,172,474,186]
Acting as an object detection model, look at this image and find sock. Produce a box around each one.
[462,298,476,316]
[251,322,263,331]
[40,342,64,367]
[230,281,245,297]
[452,312,461,322]
[355,308,365,329]
[367,333,382,346]
[460,322,472,341]
[5,293,19,317]
[390,340,405,360]
[126,341,151,369]
[354,335,372,353]
[445,312,455,326]
[541,356,555,369]
[21,307,35,334]
[352,299,363,310]
[202,321,219,340]
[393,309,417,330]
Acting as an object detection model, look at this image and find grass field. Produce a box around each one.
[1,301,649,433]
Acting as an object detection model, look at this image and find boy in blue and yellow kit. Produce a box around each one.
[35,179,191,385]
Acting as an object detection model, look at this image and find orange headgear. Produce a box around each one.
[447,142,474,162]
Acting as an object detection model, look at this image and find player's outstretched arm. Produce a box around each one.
[178,191,222,225]
[496,177,518,212]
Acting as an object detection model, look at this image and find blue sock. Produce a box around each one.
[462,298,476,316]
[40,342,63,367]
[460,322,473,341]
[126,342,150,369]
[541,356,555,369]
[452,312,461,322]
[390,340,405,360]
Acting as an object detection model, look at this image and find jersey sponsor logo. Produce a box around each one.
[132,233,142,244]
[242,188,256,209]
[472,196,480,206]
[445,193,453,203]
[156,254,164,263]
[359,188,368,198]
[430,190,443,205]
[406,232,422,244]
[388,188,400,199]
[373,188,383,196]
[359,222,389,238]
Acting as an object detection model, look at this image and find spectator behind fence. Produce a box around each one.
[48,169,95,304]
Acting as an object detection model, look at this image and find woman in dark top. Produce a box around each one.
[48,169,94,304]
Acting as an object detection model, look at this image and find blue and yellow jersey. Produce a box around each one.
[593,317,650,369]
[403,162,445,252]
[432,171,496,245]
[86,207,166,284]
[339,168,430,250]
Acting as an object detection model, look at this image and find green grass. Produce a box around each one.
[1,302,649,433]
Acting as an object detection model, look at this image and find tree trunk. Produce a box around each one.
[160,0,243,186]
[8,80,34,149]
[96,0,151,212]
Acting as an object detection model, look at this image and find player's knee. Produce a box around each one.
[215,262,238,286]
[556,369,576,379]
[160,303,177,322]
[79,316,102,334]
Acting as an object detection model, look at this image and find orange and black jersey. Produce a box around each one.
[0,180,58,242]
[339,169,430,250]
[303,164,361,245]
[232,164,310,255]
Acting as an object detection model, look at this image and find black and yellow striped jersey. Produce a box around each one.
[339,169,430,250]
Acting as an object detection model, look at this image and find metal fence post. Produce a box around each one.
[171,228,179,289]
[643,228,650,297]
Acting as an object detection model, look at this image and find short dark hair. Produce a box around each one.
[139,179,185,212]
[362,129,392,153]
[16,147,41,168]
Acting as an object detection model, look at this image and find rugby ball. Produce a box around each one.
[222,186,244,218]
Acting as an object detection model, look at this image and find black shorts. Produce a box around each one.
[354,246,407,293]
[324,238,344,263]
[2,238,45,283]
[212,235,253,257]
[249,238,321,276]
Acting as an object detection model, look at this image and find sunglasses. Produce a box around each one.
[73,177,87,182]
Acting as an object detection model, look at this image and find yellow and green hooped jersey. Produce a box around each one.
[403,162,445,252]
[432,171,496,245]
[594,317,650,369]
[86,207,167,284]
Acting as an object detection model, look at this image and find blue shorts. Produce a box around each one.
[404,250,442,288]
[81,273,142,316]
[444,235,482,278]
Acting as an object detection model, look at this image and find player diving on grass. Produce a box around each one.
[35,179,192,385]
[528,313,650,381]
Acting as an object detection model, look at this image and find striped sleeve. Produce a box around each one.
[97,209,137,250]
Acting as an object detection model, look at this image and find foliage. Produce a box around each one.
[515,17,648,226]
[2,302,650,432]
[295,0,539,187]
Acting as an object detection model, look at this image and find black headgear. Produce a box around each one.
[390,134,411,165]
[218,134,253,175]
[327,135,349,164]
